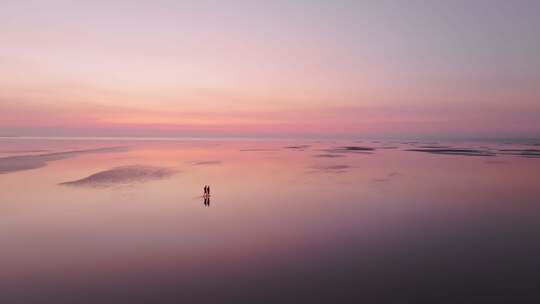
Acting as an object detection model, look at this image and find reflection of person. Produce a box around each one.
[204,196,210,206]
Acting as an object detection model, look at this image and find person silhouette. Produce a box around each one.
[204,185,208,195]
[207,185,210,195]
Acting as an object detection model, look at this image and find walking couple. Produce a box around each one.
[203,185,211,196]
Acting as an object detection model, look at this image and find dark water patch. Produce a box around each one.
[377,146,399,149]
[313,154,346,158]
[0,146,129,174]
[418,145,451,149]
[322,165,350,170]
[239,148,277,152]
[310,164,351,173]
[285,145,311,150]
[372,172,400,183]
[407,148,495,157]
[498,149,540,158]
[59,165,178,188]
[323,146,375,154]
[402,141,442,147]
[340,146,375,151]
[193,160,222,166]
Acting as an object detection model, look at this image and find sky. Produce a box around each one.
[1,0,539,139]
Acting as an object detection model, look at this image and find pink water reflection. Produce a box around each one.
[1,138,539,302]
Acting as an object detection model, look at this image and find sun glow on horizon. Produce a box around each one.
[1,0,539,138]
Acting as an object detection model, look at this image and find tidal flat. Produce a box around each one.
[1,138,539,303]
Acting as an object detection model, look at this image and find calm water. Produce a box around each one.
[1,138,539,303]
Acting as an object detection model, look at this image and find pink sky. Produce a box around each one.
[1,1,539,139]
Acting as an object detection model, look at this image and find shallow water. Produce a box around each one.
[1,138,539,303]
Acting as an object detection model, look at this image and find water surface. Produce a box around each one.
[1,138,539,303]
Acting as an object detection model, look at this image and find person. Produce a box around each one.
[204,185,207,195]
[207,185,210,195]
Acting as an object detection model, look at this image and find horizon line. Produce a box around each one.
[1,135,539,143]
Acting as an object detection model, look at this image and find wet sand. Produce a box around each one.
[59,165,179,187]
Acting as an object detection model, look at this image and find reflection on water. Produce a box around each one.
[0,146,128,174]
[0,138,539,303]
